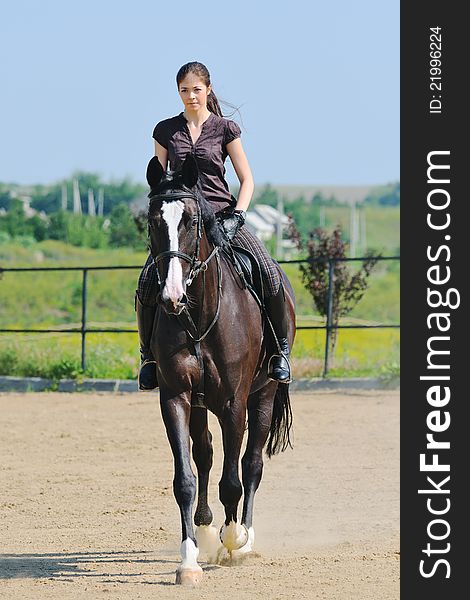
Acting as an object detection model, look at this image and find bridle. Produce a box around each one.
[149,189,218,290]
[148,188,222,343]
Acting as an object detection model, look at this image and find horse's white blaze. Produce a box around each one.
[161,201,185,304]
[180,538,200,569]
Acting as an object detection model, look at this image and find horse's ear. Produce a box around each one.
[181,153,199,189]
[146,156,165,189]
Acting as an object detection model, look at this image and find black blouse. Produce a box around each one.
[152,112,241,211]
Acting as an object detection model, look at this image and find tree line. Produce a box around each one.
[0,173,146,215]
[0,173,148,249]
[0,199,146,250]
[0,174,399,250]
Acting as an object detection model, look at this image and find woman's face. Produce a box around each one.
[178,73,211,112]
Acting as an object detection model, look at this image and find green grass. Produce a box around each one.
[0,240,400,379]
[291,328,400,377]
[0,240,146,327]
[0,333,138,380]
[0,328,400,381]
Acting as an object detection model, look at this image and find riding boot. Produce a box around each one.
[265,285,292,384]
[135,292,158,391]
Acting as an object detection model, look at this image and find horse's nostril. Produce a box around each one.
[162,296,187,315]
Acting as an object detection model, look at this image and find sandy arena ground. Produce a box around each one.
[0,390,399,599]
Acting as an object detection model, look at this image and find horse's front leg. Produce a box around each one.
[189,408,222,561]
[218,398,250,553]
[190,408,213,526]
[160,391,202,586]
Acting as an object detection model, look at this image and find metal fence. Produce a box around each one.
[0,256,399,377]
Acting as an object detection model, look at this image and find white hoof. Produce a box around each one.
[196,525,224,563]
[219,521,249,552]
[175,566,203,586]
[176,538,202,585]
[232,526,255,558]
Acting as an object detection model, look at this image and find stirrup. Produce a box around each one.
[267,353,292,384]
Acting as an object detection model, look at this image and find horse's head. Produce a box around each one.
[146,154,210,315]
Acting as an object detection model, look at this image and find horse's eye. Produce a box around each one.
[191,217,198,227]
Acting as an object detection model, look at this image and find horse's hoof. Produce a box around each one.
[232,526,255,558]
[175,566,203,586]
[196,525,222,563]
[220,521,249,551]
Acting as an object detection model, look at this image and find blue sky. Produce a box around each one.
[0,0,399,186]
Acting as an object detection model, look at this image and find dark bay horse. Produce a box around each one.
[145,154,295,585]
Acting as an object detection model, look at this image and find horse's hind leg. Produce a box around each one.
[160,391,203,586]
[239,382,278,554]
[218,399,250,552]
[190,408,220,561]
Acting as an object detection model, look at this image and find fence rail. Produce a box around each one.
[0,256,400,376]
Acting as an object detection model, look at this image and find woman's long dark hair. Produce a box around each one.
[176,61,240,119]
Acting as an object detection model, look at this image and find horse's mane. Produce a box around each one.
[147,181,228,250]
[193,187,229,249]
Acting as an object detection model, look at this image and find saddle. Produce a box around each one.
[227,245,265,307]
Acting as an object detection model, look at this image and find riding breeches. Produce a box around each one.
[137,226,281,306]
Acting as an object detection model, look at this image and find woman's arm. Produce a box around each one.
[226,138,254,212]
[154,140,168,171]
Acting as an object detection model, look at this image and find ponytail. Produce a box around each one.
[207,90,223,117]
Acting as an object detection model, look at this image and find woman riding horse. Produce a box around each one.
[144,151,295,585]
[136,61,291,388]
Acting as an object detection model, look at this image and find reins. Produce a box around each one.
[148,189,223,407]
[178,250,222,343]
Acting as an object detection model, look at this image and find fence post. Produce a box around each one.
[323,259,335,377]
[81,269,88,371]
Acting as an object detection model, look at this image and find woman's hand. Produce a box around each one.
[221,209,246,241]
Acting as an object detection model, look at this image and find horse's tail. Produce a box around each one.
[266,383,293,458]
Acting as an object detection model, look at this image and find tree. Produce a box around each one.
[288,218,380,358]
[0,187,11,211]
[109,203,144,249]
[0,199,33,237]
[48,210,69,242]
[0,198,49,241]
[364,182,400,206]
[48,210,109,248]
[28,172,147,216]
[104,178,146,215]
[28,214,48,242]
[30,185,62,213]
[253,183,281,208]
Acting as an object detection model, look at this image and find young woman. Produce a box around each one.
[136,61,291,389]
